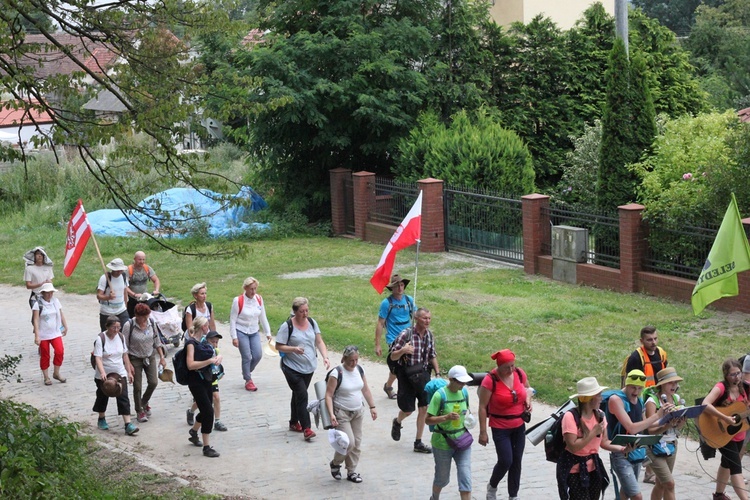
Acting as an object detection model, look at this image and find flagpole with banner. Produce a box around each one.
[63,199,110,286]
[370,191,423,294]
[691,193,750,315]
[412,238,421,307]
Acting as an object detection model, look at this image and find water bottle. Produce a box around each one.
[452,403,462,428]
[529,387,537,397]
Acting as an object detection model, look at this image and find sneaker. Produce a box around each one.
[97,418,109,431]
[413,440,432,454]
[486,483,498,500]
[245,380,257,391]
[391,418,402,441]
[189,429,202,447]
[144,404,152,417]
[125,422,139,435]
[713,493,732,500]
[203,446,220,458]
[303,428,316,441]
[214,420,228,432]
[186,409,195,426]
[137,411,149,423]
[289,422,303,433]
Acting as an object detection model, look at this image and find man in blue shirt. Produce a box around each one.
[374,274,415,400]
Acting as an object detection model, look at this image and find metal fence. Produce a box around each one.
[444,186,523,265]
[543,202,621,268]
[643,220,718,279]
[371,178,420,225]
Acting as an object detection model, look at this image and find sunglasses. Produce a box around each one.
[627,375,647,382]
[510,389,518,404]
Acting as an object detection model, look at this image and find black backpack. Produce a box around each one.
[279,317,317,359]
[181,302,212,332]
[172,345,189,385]
[325,365,364,392]
[90,332,125,369]
[544,407,580,463]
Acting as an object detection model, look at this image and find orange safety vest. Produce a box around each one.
[637,345,667,387]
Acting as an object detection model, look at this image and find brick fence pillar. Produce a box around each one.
[329,168,352,236]
[739,217,750,312]
[352,171,375,241]
[417,178,445,252]
[522,194,550,274]
[619,203,646,293]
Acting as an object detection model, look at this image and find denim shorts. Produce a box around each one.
[433,447,472,492]
[610,451,641,497]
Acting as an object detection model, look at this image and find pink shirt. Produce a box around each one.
[714,382,748,442]
[563,412,607,473]
[481,368,528,429]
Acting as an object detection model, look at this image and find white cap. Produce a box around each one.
[328,429,350,455]
[448,365,473,383]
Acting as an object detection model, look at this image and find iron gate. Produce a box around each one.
[445,187,523,265]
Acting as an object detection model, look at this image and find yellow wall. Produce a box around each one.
[489,0,615,30]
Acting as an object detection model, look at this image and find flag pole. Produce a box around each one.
[412,239,421,314]
[86,224,111,291]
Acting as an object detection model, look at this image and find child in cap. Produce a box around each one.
[188,331,226,431]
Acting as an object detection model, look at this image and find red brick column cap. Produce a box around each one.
[618,203,645,211]
[521,193,550,201]
[352,171,375,177]
[417,178,444,185]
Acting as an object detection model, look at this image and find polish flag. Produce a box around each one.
[63,199,92,277]
[370,191,423,293]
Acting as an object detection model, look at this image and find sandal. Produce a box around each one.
[383,383,397,400]
[329,461,342,480]
[643,471,655,485]
[347,472,363,483]
[53,373,67,383]
[44,378,52,386]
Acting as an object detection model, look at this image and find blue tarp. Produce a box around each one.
[87,186,269,238]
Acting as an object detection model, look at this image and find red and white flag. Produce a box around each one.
[63,199,92,276]
[370,191,423,293]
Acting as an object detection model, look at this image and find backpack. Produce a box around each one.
[544,407,581,463]
[485,367,527,419]
[601,389,647,463]
[620,346,667,387]
[427,385,469,433]
[172,345,189,385]
[100,272,128,297]
[122,317,163,348]
[127,264,149,281]
[384,295,414,327]
[237,293,262,315]
[30,295,44,325]
[181,301,213,333]
[325,364,365,392]
[279,316,317,359]
[90,331,126,369]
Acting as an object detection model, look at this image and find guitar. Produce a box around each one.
[698,401,750,449]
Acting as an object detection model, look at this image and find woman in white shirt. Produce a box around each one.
[229,277,271,392]
[31,283,68,385]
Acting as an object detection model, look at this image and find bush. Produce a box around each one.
[394,109,535,194]
[556,120,601,206]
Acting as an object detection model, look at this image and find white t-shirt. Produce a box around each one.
[93,333,128,379]
[97,273,128,315]
[32,297,62,341]
[24,265,54,294]
[331,365,365,411]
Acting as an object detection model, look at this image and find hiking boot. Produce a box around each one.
[303,428,316,441]
[136,411,148,423]
[186,408,195,426]
[391,418,402,441]
[125,422,139,435]
[413,440,431,454]
[486,483,498,500]
[189,429,202,447]
[203,446,220,458]
[289,422,303,432]
[214,420,227,432]
[97,418,109,431]
[245,380,257,391]
[144,404,152,417]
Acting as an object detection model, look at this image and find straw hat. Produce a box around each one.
[102,373,124,397]
[655,367,683,387]
[569,377,608,399]
[385,274,410,290]
[263,339,279,357]
[159,368,175,384]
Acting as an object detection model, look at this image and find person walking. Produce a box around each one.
[122,303,166,423]
[96,258,131,331]
[31,282,68,385]
[229,277,271,391]
[426,365,474,500]
[374,274,415,400]
[324,345,377,484]
[23,246,54,311]
[389,307,440,454]
[126,251,160,317]
[184,282,217,333]
[478,349,532,500]
[276,297,330,441]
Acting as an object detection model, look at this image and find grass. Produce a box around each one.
[2,223,749,406]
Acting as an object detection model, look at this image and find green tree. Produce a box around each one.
[394,108,535,195]
[557,120,602,207]
[631,0,702,35]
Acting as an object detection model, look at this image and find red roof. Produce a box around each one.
[0,102,54,128]
[739,107,750,123]
[17,33,119,79]
[242,29,267,47]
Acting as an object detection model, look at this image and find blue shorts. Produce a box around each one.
[610,451,641,498]
[433,447,472,492]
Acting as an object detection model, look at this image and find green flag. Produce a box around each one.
[692,193,750,315]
